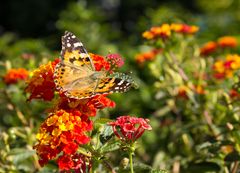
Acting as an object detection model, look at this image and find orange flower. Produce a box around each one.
[34,109,93,168]
[213,54,240,79]
[3,68,29,85]
[171,23,199,34]
[194,85,205,95]
[221,145,234,154]
[135,49,162,65]
[56,94,115,117]
[142,24,171,40]
[200,41,218,56]
[25,59,60,101]
[177,85,189,99]
[143,23,199,40]
[142,31,154,40]
[177,84,205,99]
[217,36,237,48]
[150,24,171,38]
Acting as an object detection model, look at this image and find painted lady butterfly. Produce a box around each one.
[54,31,135,99]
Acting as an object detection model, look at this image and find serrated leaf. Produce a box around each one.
[151,169,168,173]
[133,163,152,171]
[118,163,167,173]
[117,163,151,173]
[100,125,114,141]
[100,140,120,153]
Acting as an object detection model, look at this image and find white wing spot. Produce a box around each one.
[72,35,76,38]
[67,43,71,47]
[73,42,83,47]
[118,80,124,86]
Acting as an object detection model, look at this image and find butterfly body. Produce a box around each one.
[54,31,135,99]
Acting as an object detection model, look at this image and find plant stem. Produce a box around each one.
[231,161,239,173]
[129,149,134,173]
[102,160,116,173]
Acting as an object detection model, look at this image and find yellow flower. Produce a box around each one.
[213,61,225,73]
[142,31,154,39]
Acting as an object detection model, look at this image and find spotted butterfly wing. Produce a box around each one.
[60,31,94,70]
[54,31,135,99]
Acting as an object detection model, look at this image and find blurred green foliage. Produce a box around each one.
[1,0,240,172]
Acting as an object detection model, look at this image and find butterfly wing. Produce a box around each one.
[54,31,98,98]
[61,31,95,71]
[55,71,134,99]
[54,31,136,99]
[94,72,135,94]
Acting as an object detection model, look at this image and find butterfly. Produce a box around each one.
[54,31,135,99]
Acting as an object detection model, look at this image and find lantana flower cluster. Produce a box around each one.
[108,116,152,143]
[177,84,205,99]
[3,68,29,85]
[33,109,93,170]
[200,36,238,56]
[142,23,199,40]
[213,54,240,79]
[135,49,162,65]
[26,53,123,171]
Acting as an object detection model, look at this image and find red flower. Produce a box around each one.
[57,153,91,172]
[108,115,152,143]
[3,68,29,85]
[55,94,115,116]
[90,53,111,71]
[177,85,189,99]
[200,41,218,56]
[25,59,60,101]
[87,94,116,109]
[230,89,240,99]
[34,109,93,168]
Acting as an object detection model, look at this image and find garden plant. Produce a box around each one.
[1,1,240,173]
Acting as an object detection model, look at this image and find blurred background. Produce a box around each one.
[1,0,240,115]
[1,0,240,172]
[1,0,240,45]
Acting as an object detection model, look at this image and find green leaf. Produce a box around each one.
[38,164,58,173]
[118,163,168,173]
[100,124,114,143]
[95,118,112,124]
[8,148,35,164]
[100,139,120,153]
[151,169,168,173]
